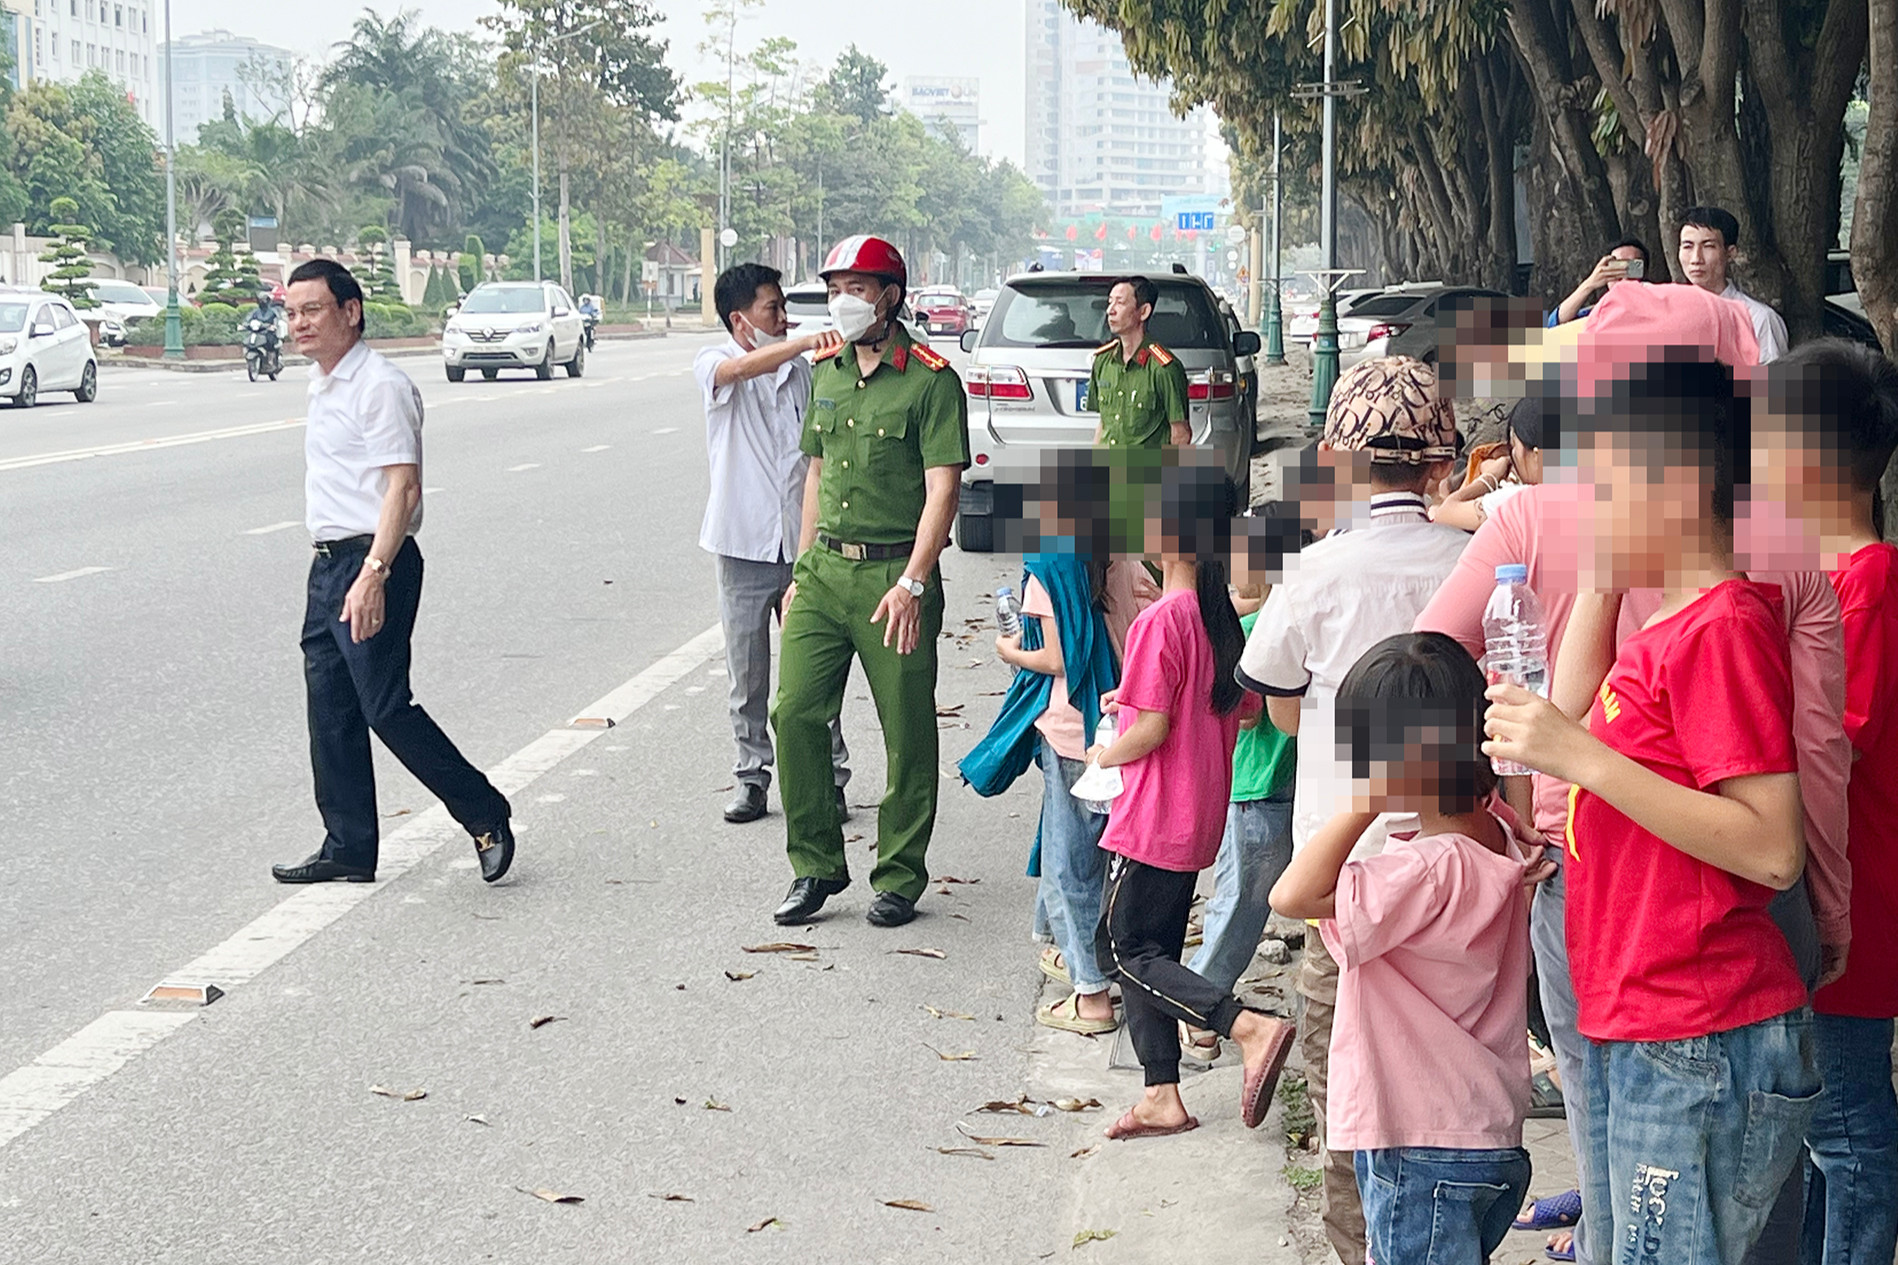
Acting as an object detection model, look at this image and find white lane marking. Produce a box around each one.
[506,463,542,472]
[33,567,112,583]
[580,444,611,453]
[242,521,301,536]
[650,427,679,435]
[142,400,178,408]
[0,418,304,474]
[0,620,724,1153]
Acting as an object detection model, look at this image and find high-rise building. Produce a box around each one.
[31,0,159,125]
[904,77,980,153]
[159,31,294,143]
[1023,0,1215,222]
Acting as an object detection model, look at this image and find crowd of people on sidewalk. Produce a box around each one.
[676,222,1898,1265]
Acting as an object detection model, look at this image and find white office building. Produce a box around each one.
[1024,0,1215,221]
[157,30,293,141]
[29,0,159,125]
[904,77,980,153]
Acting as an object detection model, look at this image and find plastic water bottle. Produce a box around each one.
[1078,715,1123,814]
[1483,563,1548,777]
[994,586,1022,638]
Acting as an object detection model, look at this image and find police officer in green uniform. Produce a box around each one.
[1090,275,1191,449]
[769,235,970,928]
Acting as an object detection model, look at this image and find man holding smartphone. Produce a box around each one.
[1545,237,1649,326]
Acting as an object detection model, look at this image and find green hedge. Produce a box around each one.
[126,300,433,346]
[363,301,430,339]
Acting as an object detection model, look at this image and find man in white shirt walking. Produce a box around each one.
[696,263,850,824]
[1677,205,1790,362]
[271,259,514,885]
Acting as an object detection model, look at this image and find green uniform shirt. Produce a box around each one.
[1089,335,1190,449]
[801,324,971,544]
[1231,610,1295,801]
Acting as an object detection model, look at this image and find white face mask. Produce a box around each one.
[738,315,785,348]
[828,291,883,343]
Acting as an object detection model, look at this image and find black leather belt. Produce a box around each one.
[312,535,375,556]
[817,533,913,561]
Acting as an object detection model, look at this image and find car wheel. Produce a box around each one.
[15,364,37,408]
[535,343,555,380]
[481,369,498,381]
[446,365,466,382]
[565,340,585,378]
[956,509,994,553]
[74,360,97,403]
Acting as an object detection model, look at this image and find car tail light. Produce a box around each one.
[974,452,990,465]
[967,365,1030,400]
[1186,369,1236,402]
[1367,323,1410,343]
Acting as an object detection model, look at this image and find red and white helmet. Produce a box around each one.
[819,234,907,288]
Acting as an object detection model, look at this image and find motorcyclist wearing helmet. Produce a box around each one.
[248,291,281,348]
[768,234,971,930]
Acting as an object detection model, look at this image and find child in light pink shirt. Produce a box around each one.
[1274,631,1551,1265]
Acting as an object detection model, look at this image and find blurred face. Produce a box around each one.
[1678,225,1734,293]
[1739,408,1829,570]
[1509,432,1544,485]
[1106,283,1149,337]
[285,278,360,367]
[734,283,787,345]
[1579,432,1705,588]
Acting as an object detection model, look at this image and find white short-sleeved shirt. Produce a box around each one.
[304,340,423,541]
[1723,281,1789,364]
[695,338,812,564]
[1237,491,1470,856]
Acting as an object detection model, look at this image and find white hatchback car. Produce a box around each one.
[89,279,163,346]
[441,281,587,381]
[0,291,99,406]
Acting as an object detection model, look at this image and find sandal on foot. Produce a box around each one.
[1038,946,1070,986]
[1037,992,1119,1034]
[1545,1232,1577,1262]
[1181,1022,1221,1062]
[1513,1189,1582,1232]
[1104,1109,1199,1140]
[1241,1015,1295,1129]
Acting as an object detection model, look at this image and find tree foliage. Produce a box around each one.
[37,196,97,308]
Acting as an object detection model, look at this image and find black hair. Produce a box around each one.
[1335,632,1497,814]
[287,258,365,334]
[1110,275,1159,315]
[1591,355,1746,533]
[1507,396,1548,452]
[1769,338,1898,535]
[1157,460,1245,715]
[1679,206,1742,251]
[713,262,783,333]
[1609,236,1650,265]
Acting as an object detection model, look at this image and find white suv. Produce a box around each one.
[0,291,99,407]
[442,281,586,382]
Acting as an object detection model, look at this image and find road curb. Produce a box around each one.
[98,328,674,373]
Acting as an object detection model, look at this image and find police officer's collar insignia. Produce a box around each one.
[1133,345,1151,366]
[910,343,949,372]
[889,342,909,372]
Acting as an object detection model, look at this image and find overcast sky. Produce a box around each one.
[171,0,1035,166]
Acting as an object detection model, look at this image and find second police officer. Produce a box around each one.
[1089,275,1191,449]
[769,235,971,929]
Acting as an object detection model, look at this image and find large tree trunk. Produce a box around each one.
[557,163,574,295]
[1856,0,1898,354]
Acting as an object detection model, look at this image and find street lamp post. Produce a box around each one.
[161,0,182,358]
[1263,113,1287,366]
[528,21,601,287]
[1296,0,1362,428]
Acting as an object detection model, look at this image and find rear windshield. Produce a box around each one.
[785,291,828,316]
[461,287,544,314]
[985,280,1225,350]
[93,281,150,303]
[1346,294,1427,318]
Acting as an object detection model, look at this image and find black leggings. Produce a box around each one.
[1096,853,1246,1087]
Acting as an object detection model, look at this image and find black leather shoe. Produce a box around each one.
[774,876,849,925]
[835,786,852,823]
[865,891,918,928]
[472,819,515,883]
[272,852,374,884]
[724,784,767,823]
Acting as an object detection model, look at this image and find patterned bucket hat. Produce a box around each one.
[1322,356,1459,463]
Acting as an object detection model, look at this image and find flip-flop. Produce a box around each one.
[1038,946,1070,986]
[1037,992,1119,1034]
[1104,1110,1199,1140]
[1241,1015,1295,1128]
[1545,1235,1576,1262]
[1514,1189,1583,1232]
[1180,1022,1221,1062]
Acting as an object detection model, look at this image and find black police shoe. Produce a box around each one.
[272,852,375,884]
[473,819,515,883]
[865,891,918,928]
[774,876,849,925]
[724,784,767,823]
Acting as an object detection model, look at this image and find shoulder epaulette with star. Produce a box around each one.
[1148,344,1176,366]
[910,342,950,372]
[813,343,845,362]
[1093,341,1118,357]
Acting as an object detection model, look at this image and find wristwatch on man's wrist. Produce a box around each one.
[363,556,390,580]
[897,575,925,598]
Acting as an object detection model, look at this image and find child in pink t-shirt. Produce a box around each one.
[1273,631,1550,1265]
[1087,462,1294,1141]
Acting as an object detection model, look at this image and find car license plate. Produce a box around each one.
[1075,380,1095,413]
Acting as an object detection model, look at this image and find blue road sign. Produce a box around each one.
[1176,211,1216,231]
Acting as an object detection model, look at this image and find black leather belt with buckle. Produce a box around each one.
[312,535,375,556]
[817,533,914,562]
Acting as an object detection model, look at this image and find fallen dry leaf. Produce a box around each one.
[938,875,980,885]
[1053,1098,1103,1113]
[704,1098,732,1112]
[381,808,411,819]
[934,1146,993,1160]
[517,1187,583,1205]
[1070,1144,1101,1159]
[975,1096,1034,1114]
[1073,1228,1117,1248]
[723,970,757,982]
[846,833,864,843]
[924,1044,978,1061]
[955,1122,1044,1147]
[529,1015,565,1030]
[786,951,820,961]
[745,1217,784,1233]
[894,947,947,959]
[742,942,816,954]
[369,1085,426,1102]
[464,1114,490,1126]
[935,704,964,717]
[648,1192,694,1203]
[468,977,506,986]
[922,1005,975,1021]
[881,1199,934,1213]
[949,912,971,921]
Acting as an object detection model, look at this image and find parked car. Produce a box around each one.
[971,288,999,323]
[1216,297,1260,448]
[0,290,99,406]
[1285,287,1382,347]
[86,279,163,346]
[953,270,1261,551]
[441,280,587,381]
[1337,285,1509,369]
[913,287,974,337]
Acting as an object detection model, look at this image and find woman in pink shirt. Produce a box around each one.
[1273,631,1552,1265]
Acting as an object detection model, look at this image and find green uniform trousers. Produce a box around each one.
[770,546,945,902]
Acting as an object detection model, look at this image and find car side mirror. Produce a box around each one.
[30,322,52,338]
[1233,331,1261,357]
[959,329,978,354]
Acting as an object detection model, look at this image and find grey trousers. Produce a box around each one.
[715,554,848,792]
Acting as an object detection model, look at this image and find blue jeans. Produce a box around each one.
[1187,796,1293,994]
[1531,860,1599,1264]
[1033,739,1109,993]
[1355,1146,1531,1265]
[1579,1009,1821,1265]
[1800,1014,1898,1265]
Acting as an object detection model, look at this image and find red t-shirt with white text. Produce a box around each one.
[1566,580,1807,1042]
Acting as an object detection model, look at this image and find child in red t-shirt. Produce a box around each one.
[1755,339,1898,1263]
[1484,356,1820,1264]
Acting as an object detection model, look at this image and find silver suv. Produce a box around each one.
[442,281,587,382]
[954,270,1260,551]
